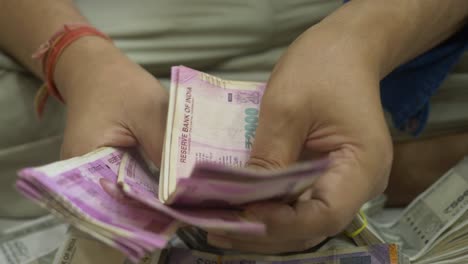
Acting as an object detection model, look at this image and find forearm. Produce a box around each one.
[0,0,91,77]
[0,0,129,101]
[319,0,468,78]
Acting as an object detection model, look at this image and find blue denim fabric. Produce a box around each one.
[342,1,468,136]
[381,25,468,135]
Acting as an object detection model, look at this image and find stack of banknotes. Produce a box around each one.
[346,157,468,264]
[14,66,468,264]
[0,215,66,264]
[52,229,407,264]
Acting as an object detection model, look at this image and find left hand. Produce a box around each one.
[55,37,169,165]
[206,19,393,254]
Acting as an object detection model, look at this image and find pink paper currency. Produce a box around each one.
[170,160,328,207]
[16,148,179,261]
[162,66,268,201]
[162,66,328,203]
[118,151,265,233]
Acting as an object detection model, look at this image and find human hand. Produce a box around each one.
[207,22,393,254]
[54,37,168,164]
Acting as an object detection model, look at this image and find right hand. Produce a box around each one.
[207,22,393,254]
[54,37,168,165]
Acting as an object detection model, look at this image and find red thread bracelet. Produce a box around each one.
[33,24,112,118]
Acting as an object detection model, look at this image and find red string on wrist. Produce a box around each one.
[33,24,112,118]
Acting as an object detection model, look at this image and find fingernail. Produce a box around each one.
[207,234,232,249]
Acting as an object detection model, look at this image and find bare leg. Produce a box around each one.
[386,131,468,207]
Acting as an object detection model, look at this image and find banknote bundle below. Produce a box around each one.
[54,231,408,264]
[159,242,408,264]
[0,215,67,264]
[346,157,468,264]
[15,66,329,262]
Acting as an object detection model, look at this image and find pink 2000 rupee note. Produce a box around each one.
[16,148,179,261]
[169,160,328,207]
[15,189,148,261]
[117,151,265,233]
[162,66,328,206]
[162,66,268,201]
[15,179,146,260]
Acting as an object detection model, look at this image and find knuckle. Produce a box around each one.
[246,155,284,170]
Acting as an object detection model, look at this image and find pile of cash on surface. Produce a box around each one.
[13,66,468,264]
[347,157,468,264]
[0,215,66,264]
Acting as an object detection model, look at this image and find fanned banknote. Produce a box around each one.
[120,148,326,209]
[16,148,180,262]
[117,151,264,233]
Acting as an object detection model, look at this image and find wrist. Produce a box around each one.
[53,36,127,101]
[319,0,468,80]
[316,6,407,79]
[298,22,384,84]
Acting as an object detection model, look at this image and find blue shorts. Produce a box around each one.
[343,1,468,136]
[381,25,468,136]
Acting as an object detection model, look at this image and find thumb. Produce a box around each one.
[131,97,169,169]
[133,120,165,169]
[247,98,309,170]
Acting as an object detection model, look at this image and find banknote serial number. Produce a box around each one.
[444,189,468,215]
[244,108,258,149]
